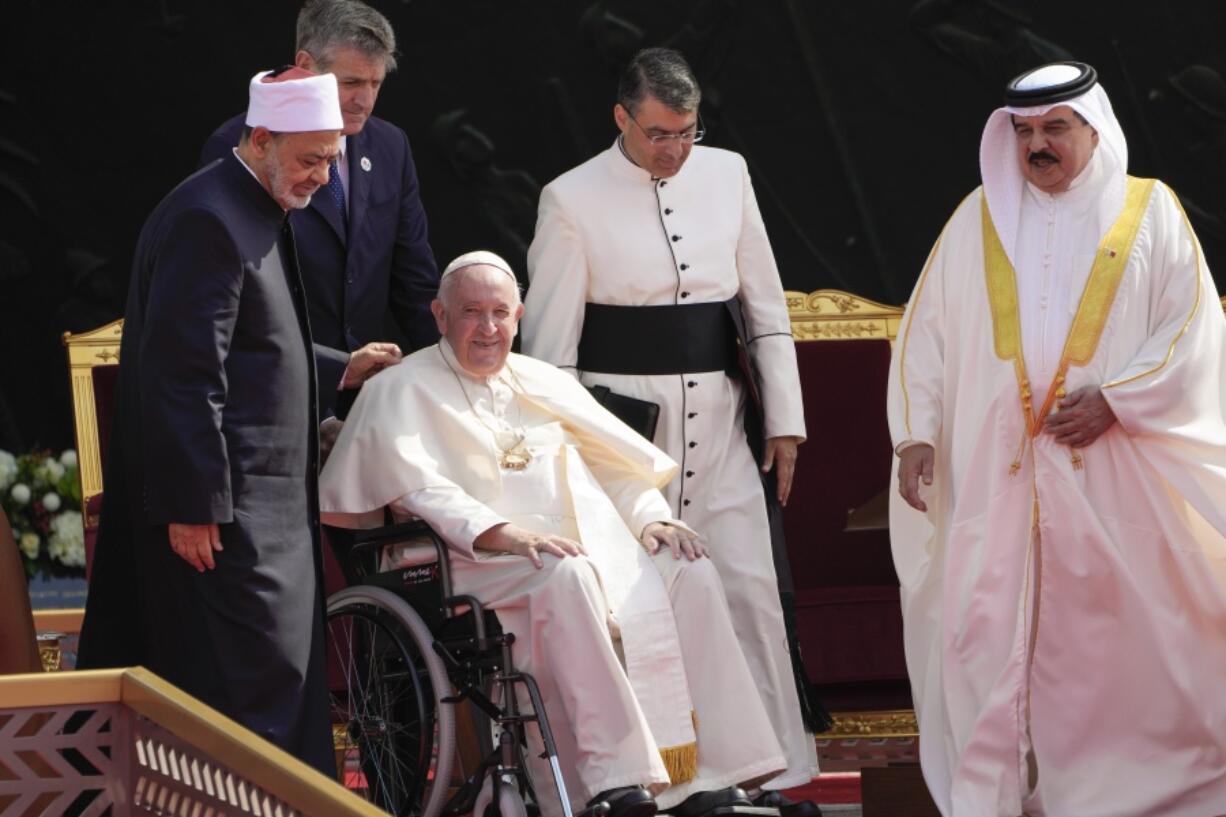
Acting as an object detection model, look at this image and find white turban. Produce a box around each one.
[979,64,1129,267]
[245,67,343,133]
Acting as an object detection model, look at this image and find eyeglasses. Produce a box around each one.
[626,110,705,146]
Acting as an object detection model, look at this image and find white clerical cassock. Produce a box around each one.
[319,340,785,816]
[888,71,1226,817]
[523,141,817,788]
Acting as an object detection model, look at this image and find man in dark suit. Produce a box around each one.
[77,67,381,775]
[201,0,439,424]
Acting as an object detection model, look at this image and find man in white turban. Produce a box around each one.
[78,66,388,774]
[320,251,788,817]
[889,61,1226,816]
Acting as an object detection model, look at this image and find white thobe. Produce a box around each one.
[523,141,817,788]
[1016,151,1109,411]
[319,342,785,814]
[888,176,1226,817]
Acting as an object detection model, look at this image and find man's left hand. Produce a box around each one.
[340,342,403,389]
[642,522,708,561]
[762,436,801,506]
[1042,386,1118,448]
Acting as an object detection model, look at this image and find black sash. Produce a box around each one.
[576,301,737,375]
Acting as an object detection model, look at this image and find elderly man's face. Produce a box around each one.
[614,95,698,179]
[254,129,341,210]
[1012,105,1099,194]
[431,266,524,377]
[299,45,386,136]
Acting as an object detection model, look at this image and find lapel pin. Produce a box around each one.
[360,156,372,172]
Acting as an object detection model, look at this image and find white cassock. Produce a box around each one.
[523,141,817,788]
[319,340,785,816]
[888,82,1226,817]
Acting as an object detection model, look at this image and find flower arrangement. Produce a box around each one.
[0,449,85,577]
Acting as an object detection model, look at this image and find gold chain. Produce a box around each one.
[437,345,534,470]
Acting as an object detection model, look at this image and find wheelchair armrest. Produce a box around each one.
[443,593,491,647]
[344,520,454,595]
[350,519,437,551]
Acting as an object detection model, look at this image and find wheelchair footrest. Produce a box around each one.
[574,802,610,817]
[663,808,780,817]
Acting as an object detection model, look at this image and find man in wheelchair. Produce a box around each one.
[320,252,790,817]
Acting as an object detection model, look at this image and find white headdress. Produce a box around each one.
[979,62,1129,266]
[245,66,343,133]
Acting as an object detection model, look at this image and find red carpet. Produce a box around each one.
[784,772,862,805]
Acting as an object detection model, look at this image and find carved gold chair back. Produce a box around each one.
[61,319,123,521]
[785,289,905,344]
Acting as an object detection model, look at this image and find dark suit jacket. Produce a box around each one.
[77,154,333,774]
[202,115,440,416]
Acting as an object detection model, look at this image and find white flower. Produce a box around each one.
[42,492,62,512]
[0,450,16,492]
[47,510,85,568]
[10,483,31,504]
[35,459,65,485]
[18,532,40,560]
[59,450,78,469]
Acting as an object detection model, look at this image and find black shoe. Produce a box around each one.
[672,786,752,817]
[589,786,658,817]
[751,791,821,817]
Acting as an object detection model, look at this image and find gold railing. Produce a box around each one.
[0,667,385,816]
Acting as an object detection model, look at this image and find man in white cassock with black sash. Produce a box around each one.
[522,48,823,817]
[889,61,1226,817]
[319,251,788,817]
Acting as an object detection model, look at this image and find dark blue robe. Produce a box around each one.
[77,154,333,775]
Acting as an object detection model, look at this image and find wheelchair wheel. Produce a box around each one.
[327,585,456,817]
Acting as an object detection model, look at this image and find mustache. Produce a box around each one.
[1028,150,1059,165]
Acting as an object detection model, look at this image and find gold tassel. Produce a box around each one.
[659,741,698,785]
[1071,451,1084,471]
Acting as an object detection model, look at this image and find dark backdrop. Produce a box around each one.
[2,0,1224,452]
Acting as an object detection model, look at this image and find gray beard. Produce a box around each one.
[266,144,313,210]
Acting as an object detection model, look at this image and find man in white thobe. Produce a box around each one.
[889,61,1226,817]
[320,252,787,817]
[522,48,820,814]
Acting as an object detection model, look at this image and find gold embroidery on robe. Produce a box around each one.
[981,177,1156,437]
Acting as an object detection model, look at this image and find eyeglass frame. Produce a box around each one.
[623,107,706,146]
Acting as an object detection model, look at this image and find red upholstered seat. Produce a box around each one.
[782,292,910,713]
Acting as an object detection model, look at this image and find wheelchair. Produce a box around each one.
[324,518,607,817]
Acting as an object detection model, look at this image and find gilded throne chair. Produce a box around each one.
[782,290,915,745]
